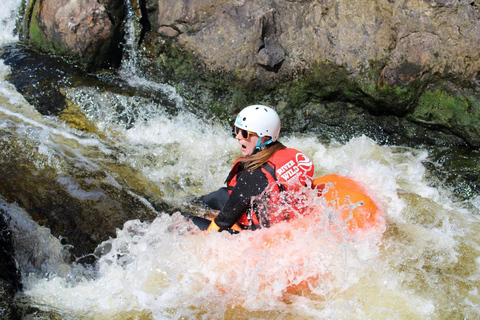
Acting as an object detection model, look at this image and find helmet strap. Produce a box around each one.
[255,137,273,151]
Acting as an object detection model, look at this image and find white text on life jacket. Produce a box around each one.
[276,160,300,181]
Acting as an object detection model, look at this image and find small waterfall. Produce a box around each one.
[119,0,145,77]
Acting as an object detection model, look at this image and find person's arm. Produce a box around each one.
[209,168,269,231]
[199,187,229,210]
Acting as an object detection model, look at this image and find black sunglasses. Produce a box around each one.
[233,126,257,139]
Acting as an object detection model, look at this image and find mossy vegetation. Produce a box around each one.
[412,89,480,147]
[415,90,480,125]
[150,42,479,147]
[360,82,419,115]
[59,102,106,139]
[148,44,480,201]
[151,39,249,120]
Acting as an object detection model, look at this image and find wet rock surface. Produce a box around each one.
[0,213,22,320]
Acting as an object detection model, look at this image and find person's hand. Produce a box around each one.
[206,220,220,233]
[230,224,243,232]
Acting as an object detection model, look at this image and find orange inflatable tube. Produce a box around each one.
[312,174,381,233]
[197,174,382,235]
[201,174,382,296]
[281,175,382,295]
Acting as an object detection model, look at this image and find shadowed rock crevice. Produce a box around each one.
[255,9,285,72]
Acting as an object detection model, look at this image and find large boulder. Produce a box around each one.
[143,0,480,147]
[146,0,480,87]
[19,0,125,70]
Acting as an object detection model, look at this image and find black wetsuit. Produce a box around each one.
[201,164,269,231]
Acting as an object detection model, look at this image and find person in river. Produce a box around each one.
[202,104,315,232]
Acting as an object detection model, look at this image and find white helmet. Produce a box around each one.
[234,105,281,141]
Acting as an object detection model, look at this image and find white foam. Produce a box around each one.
[0,0,21,45]
[7,125,479,319]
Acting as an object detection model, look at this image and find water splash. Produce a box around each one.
[17,208,383,318]
[118,0,144,77]
[3,72,480,317]
[6,128,477,319]
[0,0,21,45]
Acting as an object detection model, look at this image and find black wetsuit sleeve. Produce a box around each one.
[213,168,269,230]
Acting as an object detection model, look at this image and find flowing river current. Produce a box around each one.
[1,1,480,319]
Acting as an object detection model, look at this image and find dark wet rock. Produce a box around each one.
[0,212,22,320]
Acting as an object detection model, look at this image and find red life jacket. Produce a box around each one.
[225,148,314,229]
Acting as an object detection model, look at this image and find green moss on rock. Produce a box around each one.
[151,39,249,120]
[27,2,82,67]
[413,90,480,147]
[148,37,480,149]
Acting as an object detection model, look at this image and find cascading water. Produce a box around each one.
[119,0,144,77]
[1,0,480,319]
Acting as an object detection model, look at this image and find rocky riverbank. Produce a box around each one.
[15,0,480,148]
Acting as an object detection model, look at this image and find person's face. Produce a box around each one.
[234,127,260,157]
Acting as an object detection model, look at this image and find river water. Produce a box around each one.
[1,1,480,319]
